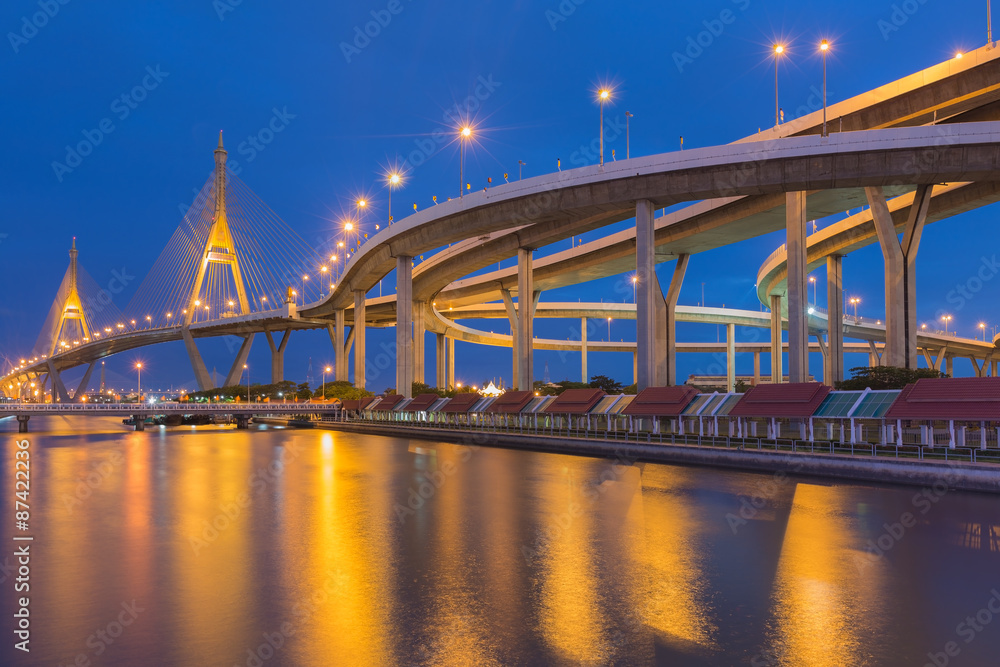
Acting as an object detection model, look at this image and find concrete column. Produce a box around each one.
[182,327,213,391]
[581,318,588,383]
[447,337,455,389]
[74,361,96,399]
[866,185,930,368]
[264,328,291,384]
[726,323,736,392]
[413,301,426,385]
[436,333,446,389]
[635,199,657,390]
[396,256,413,397]
[353,290,366,390]
[753,351,761,385]
[333,309,347,381]
[786,191,809,383]
[665,255,690,386]
[993,358,998,378]
[223,335,255,388]
[47,360,70,403]
[943,355,951,376]
[633,351,638,386]
[517,247,534,390]
[825,254,844,386]
[770,294,783,383]
[501,288,519,389]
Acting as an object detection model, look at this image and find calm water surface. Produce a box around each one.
[1,415,999,666]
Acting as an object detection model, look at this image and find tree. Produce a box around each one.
[589,374,623,394]
[835,366,945,391]
[734,379,750,393]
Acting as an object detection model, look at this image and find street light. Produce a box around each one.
[773,44,785,126]
[459,125,473,198]
[243,363,249,402]
[323,365,331,399]
[632,275,637,303]
[607,316,612,340]
[942,314,953,334]
[820,40,830,136]
[135,362,142,403]
[980,322,986,341]
[849,297,860,320]
[809,275,817,306]
[625,111,634,159]
[597,88,611,166]
[387,172,401,223]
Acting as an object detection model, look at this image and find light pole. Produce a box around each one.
[809,275,816,306]
[323,366,331,399]
[387,172,401,223]
[980,322,987,341]
[518,160,525,180]
[243,363,249,402]
[607,316,612,341]
[773,44,785,127]
[632,275,637,303]
[135,362,142,403]
[625,111,633,159]
[849,297,860,320]
[819,40,830,136]
[598,88,611,166]
[990,0,994,45]
[942,314,952,334]
[459,126,472,197]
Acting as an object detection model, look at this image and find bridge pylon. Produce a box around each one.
[184,132,250,326]
[49,237,91,356]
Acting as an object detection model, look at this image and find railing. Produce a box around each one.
[0,402,339,414]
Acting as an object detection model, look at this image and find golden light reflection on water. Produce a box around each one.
[768,483,888,667]
[639,466,718,650]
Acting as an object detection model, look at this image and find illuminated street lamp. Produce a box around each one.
[809,275,817,306]
[942,314,953,334]
[625,110,633,159]
[773,44,785,126]
[323,365,332,398]
[135,362,142,403]
[597,88,611,165]
[820,40,830,136]
[459,125,473,198]
[849,297,861,320]
[607,316,612,340]
[632,275,637,303]
[387,172,401,223]
[980,322,987,341]
[244,363,249,402]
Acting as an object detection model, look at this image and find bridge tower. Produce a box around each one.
[184,132,250,326]
[50,237,91,356]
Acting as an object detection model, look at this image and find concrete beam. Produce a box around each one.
[333,309,347,381]
[436,333,446,389]
[517,247,534,390]
[396,255,413,397]
[447,337,455,389]
[770,294,783,383]
[825,254,844,386]
[726,323,736,392]
[501,288,518,389]
[786,191,809,383]
[635,199,657,390]
[354,290,366,390]
[74,361,96,399]
[581,318,588,383]
[182,327,213,391]
[264,328,291,384]
[223,334,254,388]
[47,360,71,403]
[413,300,426,385]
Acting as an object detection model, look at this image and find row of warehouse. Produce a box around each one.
[337,377,1000,449]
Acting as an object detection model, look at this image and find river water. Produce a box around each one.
[1,416,998,666]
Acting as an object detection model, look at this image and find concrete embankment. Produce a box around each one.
[306,421,1000,494]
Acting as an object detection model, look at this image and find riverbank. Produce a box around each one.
[302,420,1000,494]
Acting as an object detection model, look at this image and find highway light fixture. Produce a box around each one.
[820,40,830,136]
[773,44,785,127]
[597,88,612,165]
[942,314,953,333]
[459,126,473,198]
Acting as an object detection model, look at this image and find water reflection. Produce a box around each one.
[2,416,999,666]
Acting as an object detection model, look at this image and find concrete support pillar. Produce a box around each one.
[943,355,951,377]
[753,351,761,386]
[447,337,455,389]
[182,327,213,391]
[517,247,534,391]
[581,318,588,384]
[16,415,29,434]
[436,333,446,390]
[396,255,413,398]
[264,328,291,384]
[665,255,690,386]
[223,335,254,388]
[786,191,809,383]
[993,358,998,378]
[353,290,366,390]
[635,199,657,390]
[413,300,426,385]
[770,294,783,383]
[333,309,347,381]
[74,361,96,399]
[866,185,931,368]
[825,254,844,386]
[726,323,736,392]
[501,288,519,389]
[47,360,71,403]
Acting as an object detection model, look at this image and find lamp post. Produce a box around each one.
[598,88,611,165]
[773,44,785,126]
[387,172,401,223]
[459,126,472,197]
[243,363,249,402]
[625,111,633,158]
[849,297,860,320]
[809,275,816,306]
[942,314,952,334]
[632,275,637,303]
[323,366,331,399]
[518,160,525,180]
[820,40,830,136]
[980,322,987,341]
[135,362,142,403]
[607,316,612,341]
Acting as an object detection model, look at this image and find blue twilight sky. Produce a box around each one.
[1,0,997,391]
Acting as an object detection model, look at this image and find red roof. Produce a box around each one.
[544,388,606,414]
[438,393,482,413]
[375,394,405,410]
[728,382,831,418]
[341,396,376,411]
[405,393,441,412]
[622,386,699,416]
[484,390,535,413]
[885,377,1000,421]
